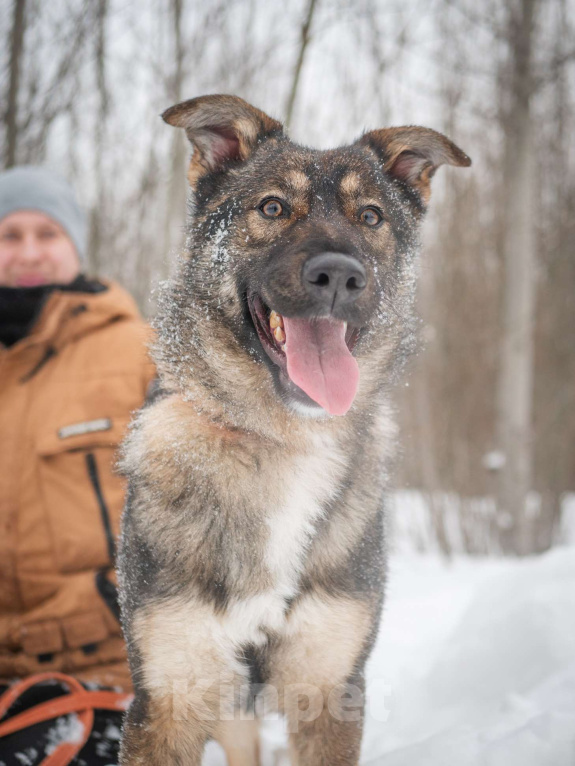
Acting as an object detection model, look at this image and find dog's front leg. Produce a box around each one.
[214,718,261,766]
[285,676,365,766]
[273,592,376,765]
[120,689,212,765]
[119,597,240,765]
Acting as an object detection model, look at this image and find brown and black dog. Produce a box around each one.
[118,95,470,765]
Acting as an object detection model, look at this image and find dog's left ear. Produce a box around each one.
[162,94,283,187]
[358,127,471,205]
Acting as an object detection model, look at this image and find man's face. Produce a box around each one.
[0,210,80,287]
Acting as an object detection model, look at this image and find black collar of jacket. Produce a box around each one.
[0,275,108,348]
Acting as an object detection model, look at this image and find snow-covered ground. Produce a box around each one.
[361,548,575,765]
[203,544,575,765]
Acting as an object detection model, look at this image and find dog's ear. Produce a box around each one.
[358,127,471,204]
[162,94,283,186]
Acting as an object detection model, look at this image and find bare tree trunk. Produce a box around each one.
[4,0,27,168]
[496,0,538,555]
[162,0,187,280]
[89,0,109,274]
[284,0,318,130]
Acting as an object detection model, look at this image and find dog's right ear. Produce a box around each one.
[358,126,471,206]
[162,94,283,187]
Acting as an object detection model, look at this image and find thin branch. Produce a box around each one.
[284,0,318,130]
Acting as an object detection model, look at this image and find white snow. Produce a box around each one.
[44,713,85,755]
[14,750,37,766]
[360,547,575,765]
[201,543,575,765]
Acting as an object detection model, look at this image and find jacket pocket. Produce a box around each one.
[37,417,129,574]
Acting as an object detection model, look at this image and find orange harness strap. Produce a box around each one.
[0,672,133,766]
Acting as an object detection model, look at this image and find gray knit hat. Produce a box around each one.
[0,166,87,263]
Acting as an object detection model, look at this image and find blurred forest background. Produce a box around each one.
[2,0,574,556]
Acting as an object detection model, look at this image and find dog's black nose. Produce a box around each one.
[302,252,367,310]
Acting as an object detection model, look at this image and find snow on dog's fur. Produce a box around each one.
[118,94,470,765]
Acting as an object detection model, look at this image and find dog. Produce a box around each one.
[118,94,470,765]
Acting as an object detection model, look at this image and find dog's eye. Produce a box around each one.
[260,199,284,218]
[360,207,383,227]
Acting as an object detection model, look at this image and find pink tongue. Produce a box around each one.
[282,317,359,416]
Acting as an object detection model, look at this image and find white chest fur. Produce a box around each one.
[265,431,347,600]
[218,432,347,647]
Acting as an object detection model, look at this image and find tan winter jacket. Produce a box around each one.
[0,280,154,691]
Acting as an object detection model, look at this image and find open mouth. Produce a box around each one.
[247,291,361,416]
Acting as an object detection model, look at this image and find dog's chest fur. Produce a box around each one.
[264,431,345,593]
[128,404,351,643]
[222,430,347,641]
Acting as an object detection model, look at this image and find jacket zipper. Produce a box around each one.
[19,346,57,383]
[85,452,116,563]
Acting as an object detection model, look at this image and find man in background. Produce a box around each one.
[0,166,154,763]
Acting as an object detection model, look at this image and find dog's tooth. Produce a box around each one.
[344,322,348,333]
[273,326,286,344]
[270,310,284,329]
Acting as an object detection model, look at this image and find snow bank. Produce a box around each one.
[204,546,575,765]
[362,547,575,765]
